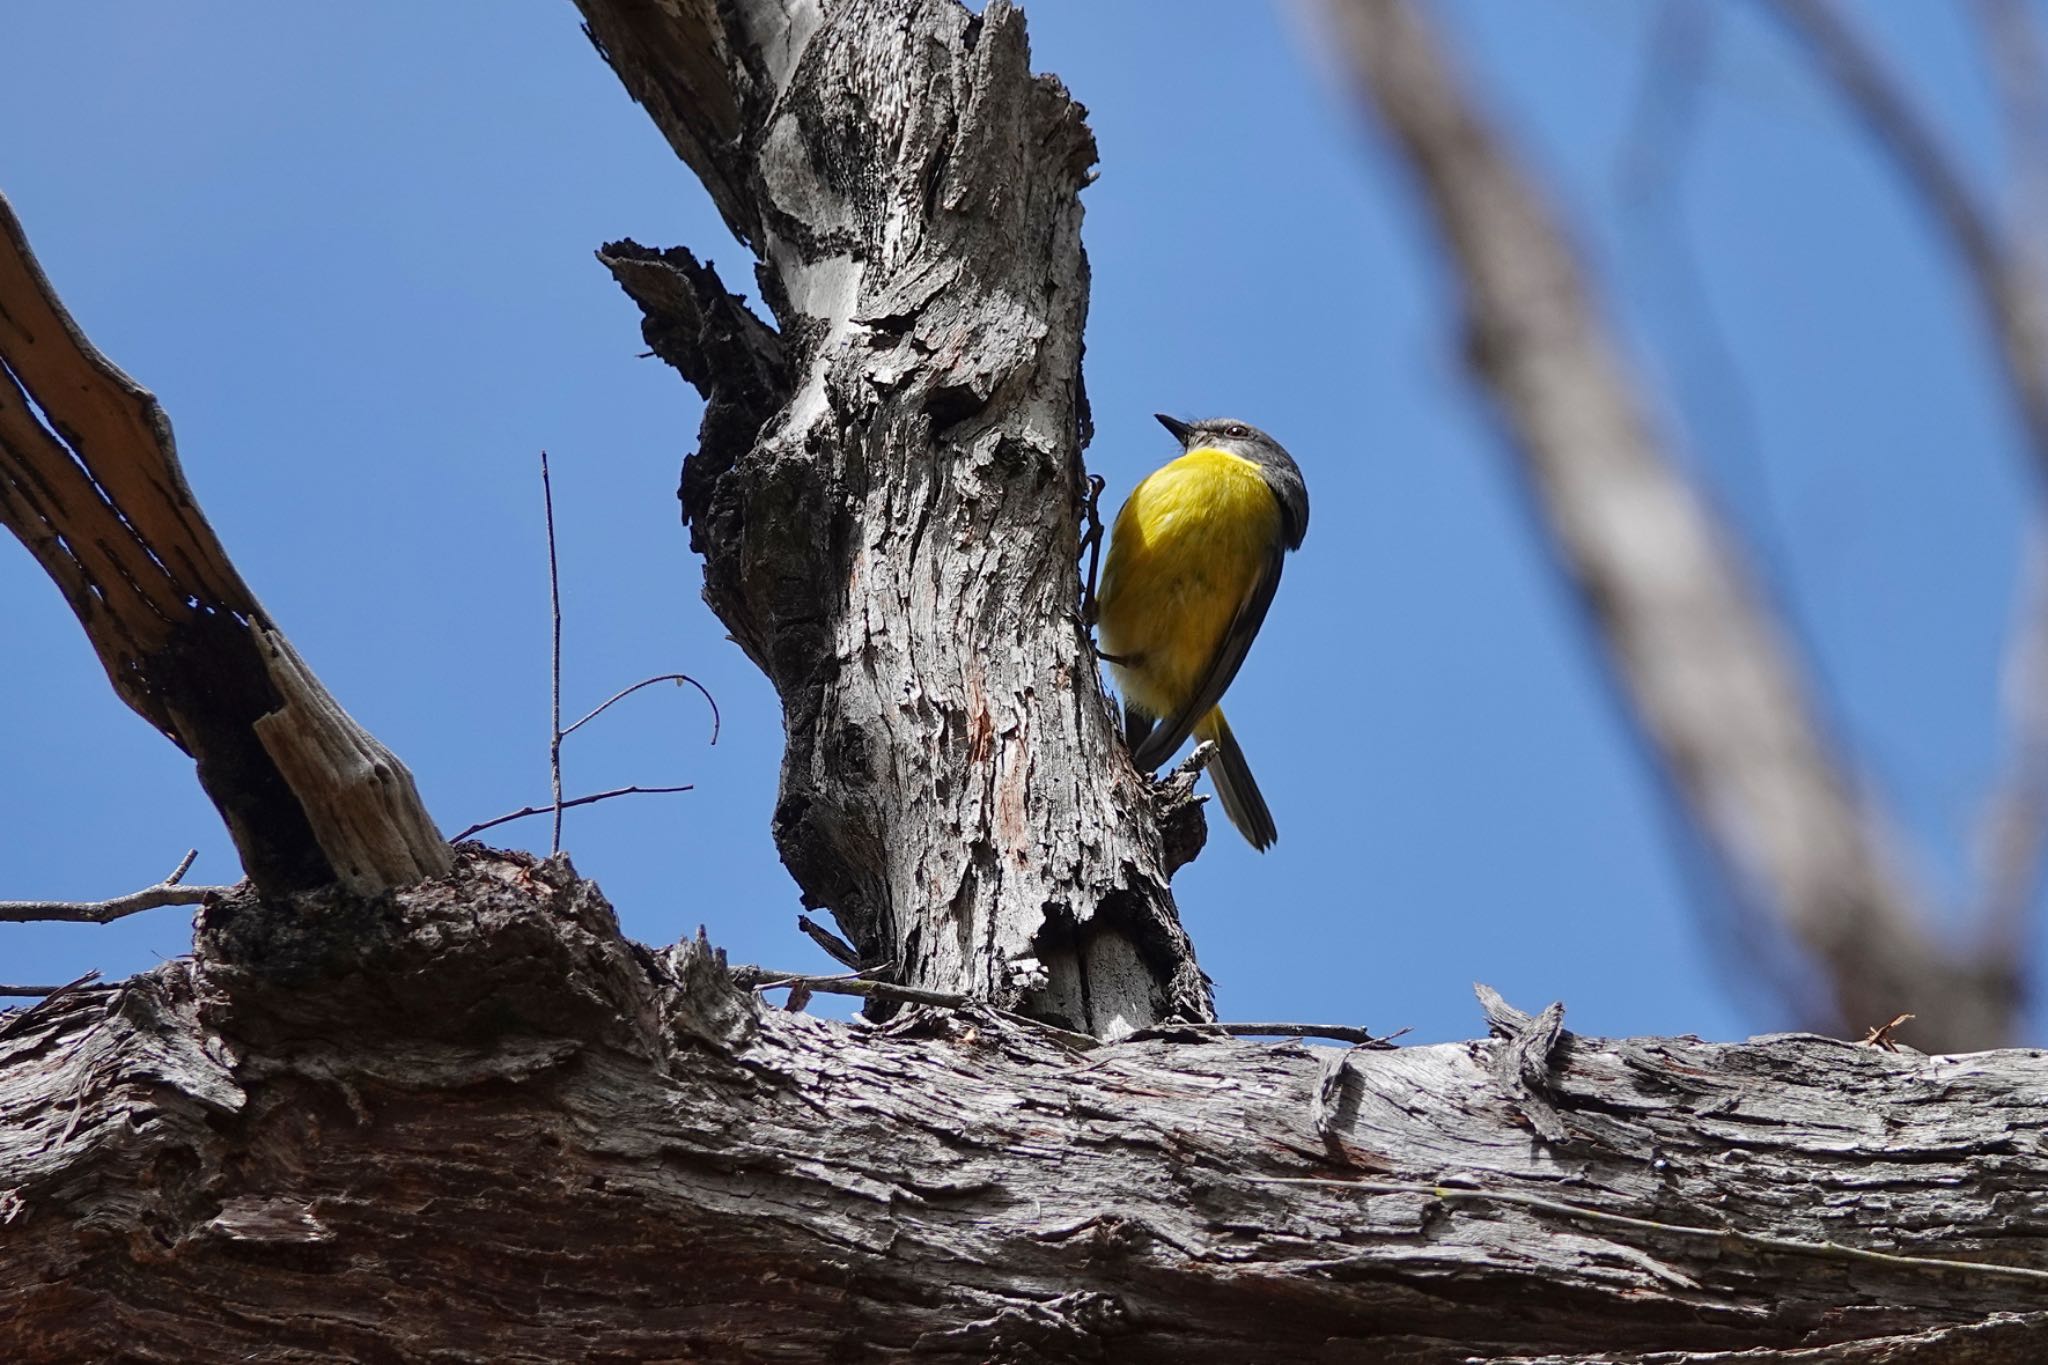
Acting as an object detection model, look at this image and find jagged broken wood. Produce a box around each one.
[0,193,448,898]
[3,850,2044,1363]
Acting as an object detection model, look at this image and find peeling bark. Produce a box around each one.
[3,857,2045,1363]
[581,0,1207,1034]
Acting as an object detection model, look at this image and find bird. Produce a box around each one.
[1094,414,1309,850]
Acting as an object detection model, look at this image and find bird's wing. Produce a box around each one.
[1130,542,1286,772]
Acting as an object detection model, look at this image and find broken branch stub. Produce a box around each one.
[0,191,448,897]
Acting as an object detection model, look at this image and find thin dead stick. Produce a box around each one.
[1130,1021,1410,1048]
[733,968,1102,1050]
[542,450,565,856]
[1253,1175,2048,1288]
[450,784,694,842]
[738,962,896,991]
[733,966,1397,1051]
[563,672,721,744]
[0,969,103,1000]
[0,850,230,925]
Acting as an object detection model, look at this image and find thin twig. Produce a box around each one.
[738,962,895,991]
[1127,1021,1409,1048]
[1253,1176,2048,1287]
[451,784,695,842]
[733,968,1103,1050]
[1860,1012,1917,1052]
[0,851,229,925]
[542,450,565,856]
[563,673,721,745]
[0,970,103,1000]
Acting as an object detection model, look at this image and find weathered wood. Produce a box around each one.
[0,192,449,897]
[581,0,1209,1034]
[2,851,2043,1363]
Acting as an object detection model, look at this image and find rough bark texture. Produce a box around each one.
[1329,0,2018,1051]
[0,193,448,897]
[579,0,1208,1035]
[3,854,2045,1364]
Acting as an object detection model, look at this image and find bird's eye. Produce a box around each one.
[1226,423,1250,440]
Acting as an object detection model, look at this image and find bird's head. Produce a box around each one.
[1156,413,1292,467]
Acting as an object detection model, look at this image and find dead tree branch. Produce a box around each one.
[4,851,2046,1362]
[577,0,1210,1034]
[0,970,100,1001]
[1761,0,2048,976]
[0,850,231,926]
[449,784,695,843]
[0,193,447,897]
[1325,0,2015,1049]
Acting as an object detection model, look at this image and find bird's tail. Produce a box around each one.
[1195,708,1277,851]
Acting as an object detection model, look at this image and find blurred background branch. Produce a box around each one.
[1326,0,2027,1049]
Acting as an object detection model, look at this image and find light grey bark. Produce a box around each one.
[3,853,2045,1363]
[1325,0,2018,1051]
[579,0,1209,1034]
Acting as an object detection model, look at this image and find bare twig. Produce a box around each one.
[1126,1021,1409,1048]
[541,451,566,856]
[0,970,103,1000]
[730,967,1102,1050]
[0,851,230,925]
[563,673,721,744]
[1860,1012,1917,1051]
[731,963,1398,1051]
[450,785,694,843]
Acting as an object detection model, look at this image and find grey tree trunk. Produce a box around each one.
[580,0,1209,1035]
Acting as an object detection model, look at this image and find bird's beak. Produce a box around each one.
[1154,413,1194,444]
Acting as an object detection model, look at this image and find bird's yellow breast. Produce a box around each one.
[1097,447,1281,719]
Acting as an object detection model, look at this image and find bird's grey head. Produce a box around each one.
[1154,413,1309,547]
[1156,413,1294,469]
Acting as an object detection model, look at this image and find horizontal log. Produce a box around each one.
[2,848,2041,1362]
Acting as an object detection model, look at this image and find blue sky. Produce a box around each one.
[2,2,2038,1045]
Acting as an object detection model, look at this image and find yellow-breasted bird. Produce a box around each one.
[1096,414,1309,850]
